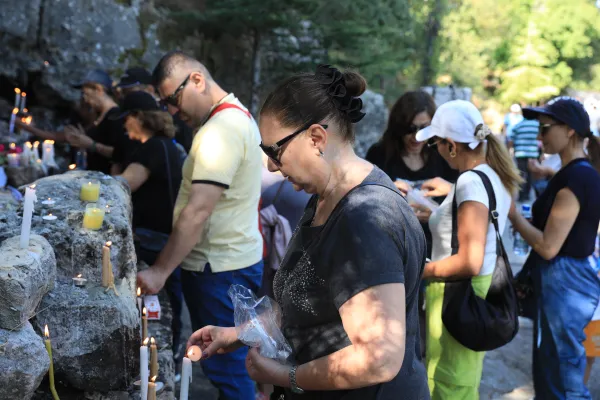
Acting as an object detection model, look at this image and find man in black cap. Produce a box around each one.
[116,67,193,152]
[65,69,136,174]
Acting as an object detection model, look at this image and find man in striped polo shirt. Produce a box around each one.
[509,117,540,201]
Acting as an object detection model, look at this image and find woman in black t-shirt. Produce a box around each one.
[115,91,185,358]
[510,97,600,399]
[188,65,429,400]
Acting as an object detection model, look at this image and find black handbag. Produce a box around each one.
[134,139,180,254]
[441,169,519,352]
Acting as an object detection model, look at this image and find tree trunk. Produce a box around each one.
[249,29,262,116]
[421,0,443,87]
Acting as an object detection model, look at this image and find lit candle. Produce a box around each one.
[80,180,100,202]
[137,288,143,341]
[150,337,158,379]
[42,140,55,166]
[102,241,112,287]
[148,376,157,400]
[72,274,87,287]
[68,164,76,170]
[33,141,41,161]
[187,345,202,362]
[179,352,193,400]
[7,153,19,168]
[42,197,56,205]
[142,308,148,344]
[20,92,26,111]
[14,88,21,109]
[20,185,37,249]
[140,337,149,400]
[42,213,57,221]
[8,108,18,134]
[82,202,105,230]
[21,142,33,166]
[44,325,60,400]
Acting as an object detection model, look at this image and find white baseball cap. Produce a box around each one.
[415,100,491,150]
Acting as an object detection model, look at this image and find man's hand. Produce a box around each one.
[421,177,452,198]
[65,124,93,149]
[137,266,170,294]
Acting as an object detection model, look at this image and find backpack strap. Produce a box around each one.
[209,103,252,120]
[451,169,502,257]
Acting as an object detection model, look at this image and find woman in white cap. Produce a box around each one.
[509,96,600,399]
[415,100,522,399]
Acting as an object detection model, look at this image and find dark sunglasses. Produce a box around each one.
[260,124,328,166]
[406,123,430,134]
[539,123,564,135]
[159,74,191,107]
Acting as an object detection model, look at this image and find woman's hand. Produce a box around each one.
[246,347,290,387]
[394,180,411,196]
[411,204,432,223]
[65,124,93,149]
[186,326,242,359]
[421,177,452,197]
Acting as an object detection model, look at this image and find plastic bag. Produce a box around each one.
[406,189,439,212]
[228,284,292,363]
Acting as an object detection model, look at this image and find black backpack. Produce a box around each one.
[441,169,519,351]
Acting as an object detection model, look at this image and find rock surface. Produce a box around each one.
[353,89,388,158]
[32,280,139,391]
[0,322,50,400]
[0,234,56,331]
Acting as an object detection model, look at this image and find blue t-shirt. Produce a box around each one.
[532,158,600,258]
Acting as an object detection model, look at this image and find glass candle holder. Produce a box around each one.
[82,202,105,230]
[80,180,100,202]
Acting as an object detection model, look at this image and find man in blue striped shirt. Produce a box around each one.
[509,118,540,201]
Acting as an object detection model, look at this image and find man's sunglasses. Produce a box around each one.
[159,74,191,108]
[260,123,328,166]
[539,123,564,136]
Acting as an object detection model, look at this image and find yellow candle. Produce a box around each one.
[150,337,159,378]
[80,180,100,202]
[148,376,157,400]
[44,325,60,400]
[82,203,105,230]
[142,308,148,344]
[102,242,112,287]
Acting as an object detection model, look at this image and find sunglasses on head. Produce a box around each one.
[406,123,430,134]
[159,74,191,108]
[260,123,328,166]
[539,122,564,135]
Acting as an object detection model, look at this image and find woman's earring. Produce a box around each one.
[449,148,457,158]
[319,150,324,157]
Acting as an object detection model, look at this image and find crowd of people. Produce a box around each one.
[30,50,600,400]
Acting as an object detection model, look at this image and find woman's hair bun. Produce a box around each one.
[342,70,367,97]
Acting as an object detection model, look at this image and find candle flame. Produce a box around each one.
[12,108,17,115]
[151,337,155,345]
[44,61,49,66]
[15,88,21,94]
[48,213,53,217]
[68,164,76,170]
[26,142,32,148]
[44,325,49,338]
[33,141,39,147]
[151,376,157,383]
[22,92,26,97]
[105,241,112,247]
[37,159,42,163]
[77,274,82,278]
[143,307,147,316]
[30,184,36,189]
[44,140,54,144]
[137,287,141,296]
[26,116,32,125]
[143,337,149,345]
[47,197,51,201]
[187,348,194,357]
[23,108,28,113]
[10,143,16,149]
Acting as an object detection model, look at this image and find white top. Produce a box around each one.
[428,164,511,276]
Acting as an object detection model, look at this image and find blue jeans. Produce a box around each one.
[532,255,600,399]
[182,261,263,400]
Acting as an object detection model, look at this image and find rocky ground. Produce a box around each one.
[176,226,600,400]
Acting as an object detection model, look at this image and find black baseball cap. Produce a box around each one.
[116,67,153,88]
[523,96,592,138]
[111,91,160,119]
[72,69,113,91]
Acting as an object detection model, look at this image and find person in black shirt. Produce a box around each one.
[188,65,429,400]
[115,67,194,153]
[64,69,136,174]
[114,90,185,360]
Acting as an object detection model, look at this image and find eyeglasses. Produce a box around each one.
[159,74,191,108]
[407,123,430,134]
[539,123,564,135]
[260,124,328,166]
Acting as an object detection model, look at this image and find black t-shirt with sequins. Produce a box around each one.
[273,167,430,400]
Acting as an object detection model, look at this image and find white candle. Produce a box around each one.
[42,140,55,165]
[42,213,57,221]
[14,88,21,109]
[42,198,56,205]
[140,338,149,400]
[20,92,26,112]
[8,108,18,134]
[20,185,37,249]
[33,142,41,161]
[21,142,33,166]
[7,153,19,168]
[179,356,192,400]
[137,287,143,341]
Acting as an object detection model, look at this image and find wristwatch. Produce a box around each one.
[289,365,305,394]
